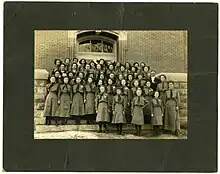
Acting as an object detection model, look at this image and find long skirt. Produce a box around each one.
[112,103,126,124]
[143,96,152,124]
[124,95,131,123]
[44,92,58,117]
[85,92,95,115]
[151,106,163,126]
[96,102,110,122]
[164,99,180,132]
[131,106,144,125]
[70,93,85,116]
[108,94,114,121]
[59,93,71,117]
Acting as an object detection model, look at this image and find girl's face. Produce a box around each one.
[100,74,105,80]
[89,74,94,78]
[69,73,73,78]
[97,64,101,70]
[98,80,103,86]
[134,80,139,87]
[117,89,122,95]
[154,91,159,98]
[146,81,151,87]
[125,63,130,69]
[144,67,149,72]
[138,75,143,80]
[91,62,95,67]
[128,75,133,81]
[121,80,126,86]
[100,86,105,93]
[86,64,90,70]
[62,73,67,77]
[88,77,93,83]
[131,67,136,72]
[81,59,86,64]
[140,62,145,67]
[161,75,166,82]
[136,89,142,96]
[72,64,77,69]
[108,79,113,85]
[79,73,83,79]
[151,71,156,77]
[134,63,139,68]
[109,65,114,70]
[100,59,104,65]
[119,74,123,80]
[169,83,174,89]
[73,58,78,63]
[64,77,69,84]
[120,66,125,71]
[65,59,70,64]
[60,64,65,70]
[110,73,114,79]
[76,77,81,83]
[56,60,61,66]
[50,77,56,83]
[55,71,60,78]
[116,62,120,67]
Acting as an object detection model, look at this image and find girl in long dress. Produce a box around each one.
[106,78,116,121]
[57,76,72,125]
[151,91,164,136]
[95,86,110,133]
[131,88,148,136]
[44,76,59,126]
[84,77,96,123]
[112,88,126,135]
[121,79,131,123]
[156,74,169,106]
[164,81,181,136]
[70,77,85,124]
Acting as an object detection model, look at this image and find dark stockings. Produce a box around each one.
[54,117,59,126]
[98,122,108,133]
[45,116,51,125]
[153,126,161,136]
[135,125,141,136]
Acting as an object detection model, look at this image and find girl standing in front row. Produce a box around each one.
[112,88,126,135]
[164,81,181,136]
[131,88,148,136]
[70,77,85,124]
[44,76,59,126]
[95,86,110,133]
[58,76,72,125]
[151,91,164,136]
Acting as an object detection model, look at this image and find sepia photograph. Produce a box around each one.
[34,30,188,139]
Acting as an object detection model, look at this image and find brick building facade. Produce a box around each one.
[35,30,187,73]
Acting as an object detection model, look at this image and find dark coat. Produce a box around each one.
[149,76,161,91]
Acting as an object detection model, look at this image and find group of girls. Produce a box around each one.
[44,57,181,137]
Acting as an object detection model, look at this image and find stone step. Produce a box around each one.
[35,124,153,133]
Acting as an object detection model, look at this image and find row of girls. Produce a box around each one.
[43,58,181,136]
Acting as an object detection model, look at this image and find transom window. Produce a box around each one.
[78,39,114,53]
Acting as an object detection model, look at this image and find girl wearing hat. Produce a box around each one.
[84,77,96,124]
[143,66,150,80]
[115,62,121,74]
[54,70,62,84]
[89,61,97,75]
[57,76,72,125]
[112,87,126,135]
[70,77,85,124]
[68,72,76,86]
[72,57,79,64]
[131,88,148,136]
[79,58,87,72]
[156,74,169,105]
[131,66,138,79]
[44,75,60,126]
[164,81,181,136]
[95,64,105,80]
[71,63,78,77]
[51,59,62,75]
[127,74,134,88]
[121,79,132,123]
[131,79,140,100]
[64,57,71,72]
[106,64,115,77]
[143,80,154,124]
[84,64,91,80]
[116,73,124,87]
[106,78,116,121]
[95,85,109,133]
[59,63,66,75]
[151,91,164,136]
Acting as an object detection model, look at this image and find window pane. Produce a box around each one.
[91,40,102,52]
[103,41,113,53]
[79,40,91,52]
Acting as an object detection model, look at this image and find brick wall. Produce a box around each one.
[35,30,187,73]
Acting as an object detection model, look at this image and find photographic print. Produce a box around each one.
[34,30,188,139]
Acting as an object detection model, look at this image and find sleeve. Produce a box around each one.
[176,91,181,108]
[84,86,86,101]
[44,84,50,100]
[122,97,125,112]
[127,89,131,105]
[156,83,159,91]
[95,95,99,111]
[58,86,61,102]
[151,100,154,115]
[112,96,116,112]
[70,86,73,101]
[131,98,134,115]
